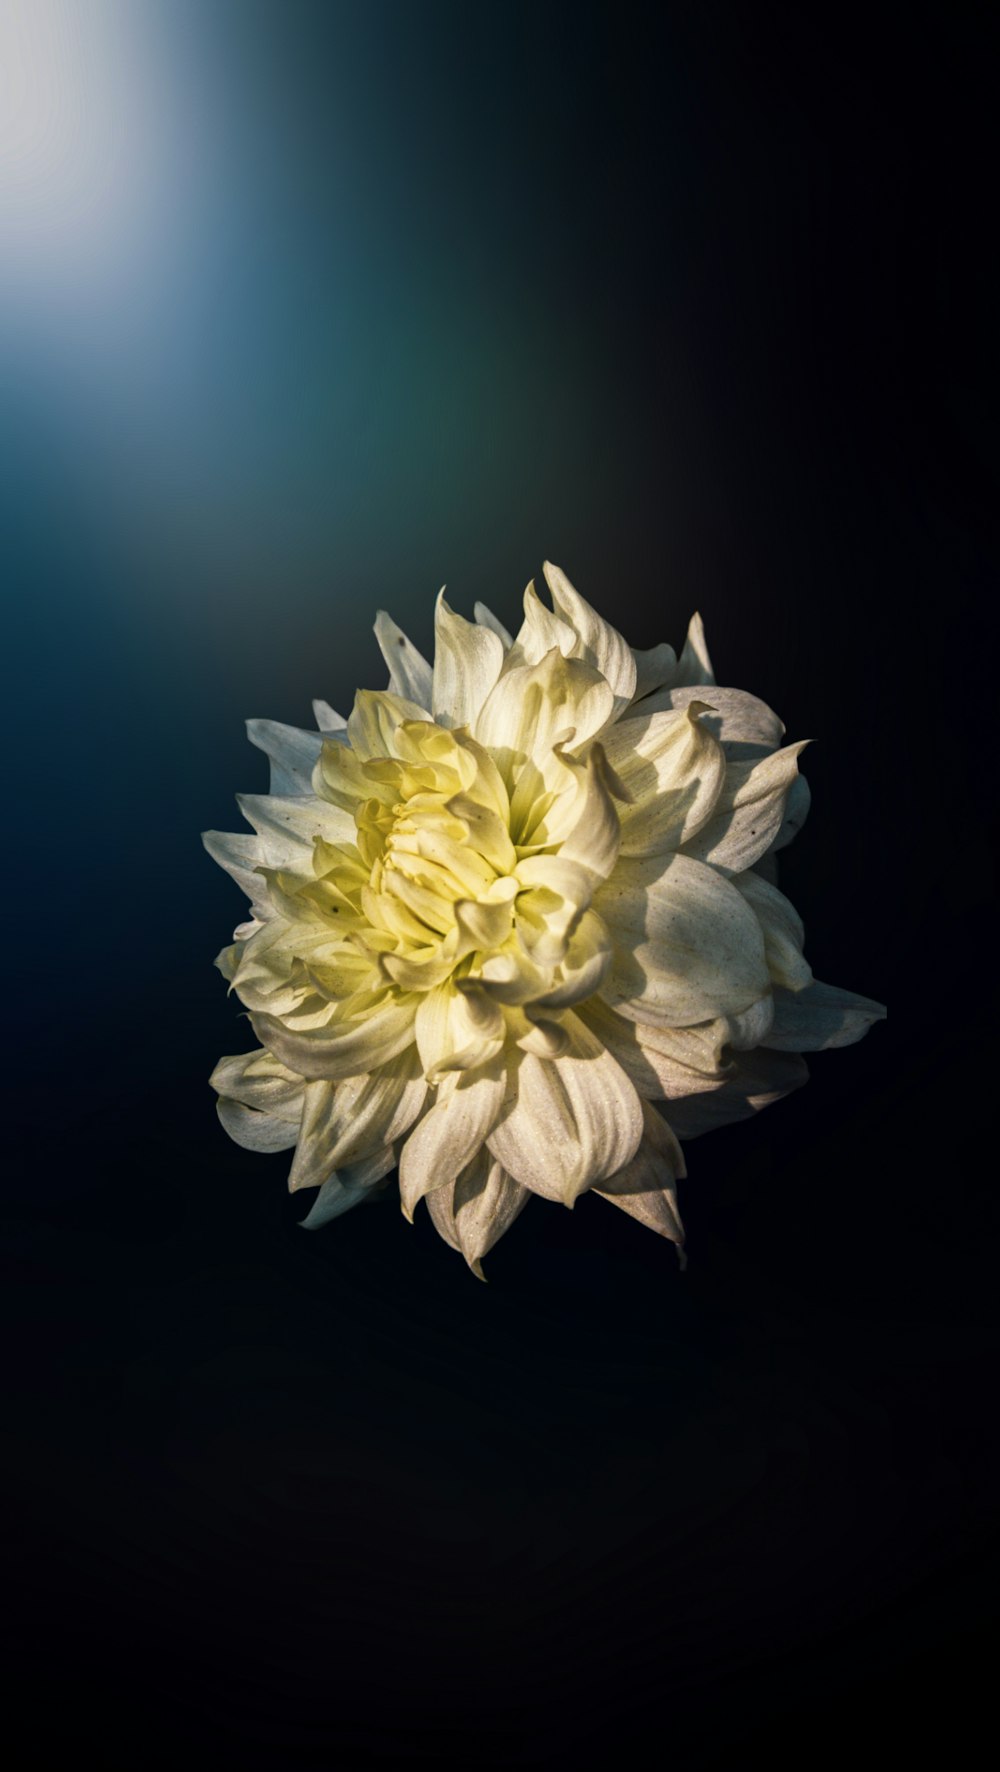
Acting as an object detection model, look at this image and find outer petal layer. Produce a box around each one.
[597,854,771,1027]
[487,1011,643,1206]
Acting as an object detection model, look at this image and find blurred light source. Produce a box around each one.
[0,0,166,300]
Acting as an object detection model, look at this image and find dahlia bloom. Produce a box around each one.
[205,564,884,1277]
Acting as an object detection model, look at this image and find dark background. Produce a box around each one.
[3,2,996,1763]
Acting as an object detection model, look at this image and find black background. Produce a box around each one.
[4,4,997,1764]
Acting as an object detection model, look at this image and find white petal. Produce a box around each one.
[542,743,623,886]
[431,591,505,729]
[595,1100,686,1248]
[596,853,771,1027]
[630,642,677,701]
[577,996,729,1102]
[762,980,886,1051]
[288,1050,428,1190]
[542,561,637,713]
[235,792,355,869]
[398,1059,506,1220]
[312,699,348,733]
[680,742,809,875]
[665,1049,809,1139]
[735,871,812,991]
[671,611,715,687]
[601,704,726,857]
[508,580,577,666]
[633,683,784,758]
[210,1047,306,1119]
[475,648,615,773]
[216,1098,300,1152]
[299,1145,397,1229]
[374,610,433,710]
[473,601,514,648]
[486,1011,643,1207]
[425,1149,531,1279]
[250,1001,417,1080]
[202,829,272,920]
[246,719,325,796]
[414,980,505,1081]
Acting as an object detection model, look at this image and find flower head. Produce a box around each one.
[205,564,885,1277]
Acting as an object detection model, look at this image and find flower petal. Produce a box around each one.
[577,996,729,1101]
[542,743,624,887]
[770,771,811,852]
[312,699,348,733]
[630,642,677,702]
[431,591,506,730]
[486,1011,643,1207]
[761,980,886,1051]
[595,1100,686,1249]
[664,1049,809,1139]
[542,561,637,713]
[346,688,434,761]
[216,1098,301,1152]
[299,1145,397,1229]
[679,742,809,876]
[596,853,770,1027]
[398,1058,506,1220]
[235,793,355,868]
[633,683,784,759]
[601,704,726,856]
[250,999,417,1080]
[734,871,812,991]
[475,648,615,777]
[425,1149,530,1279]
[414,979,505,1081]
[202,829,272,920]
[473,601,514,648]
[670,612,715,687]
[288,1049,428,1190]
[374,610,433,710]
[210,1047,306,1119]
[246,719,326,796]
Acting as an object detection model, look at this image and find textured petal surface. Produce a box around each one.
[762,981,887,1050]
[597,854,771,1026]
[487,1011,643,1206]
[680,743,809,875]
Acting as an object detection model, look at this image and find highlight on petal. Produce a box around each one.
[636,683,784,759]
[207,562,884,1275]
[542,561,638,713]
[398,1058,506,1221]
[679,742,809,876]
[601,703,725,856]
[473,601,514,648]
[431,591,505,730]
[671,611,715,688]
[487,1011,644,1207]
[424,1149,530,1279]
[374,610,433,709]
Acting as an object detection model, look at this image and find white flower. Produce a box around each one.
[204,564,885,1277]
